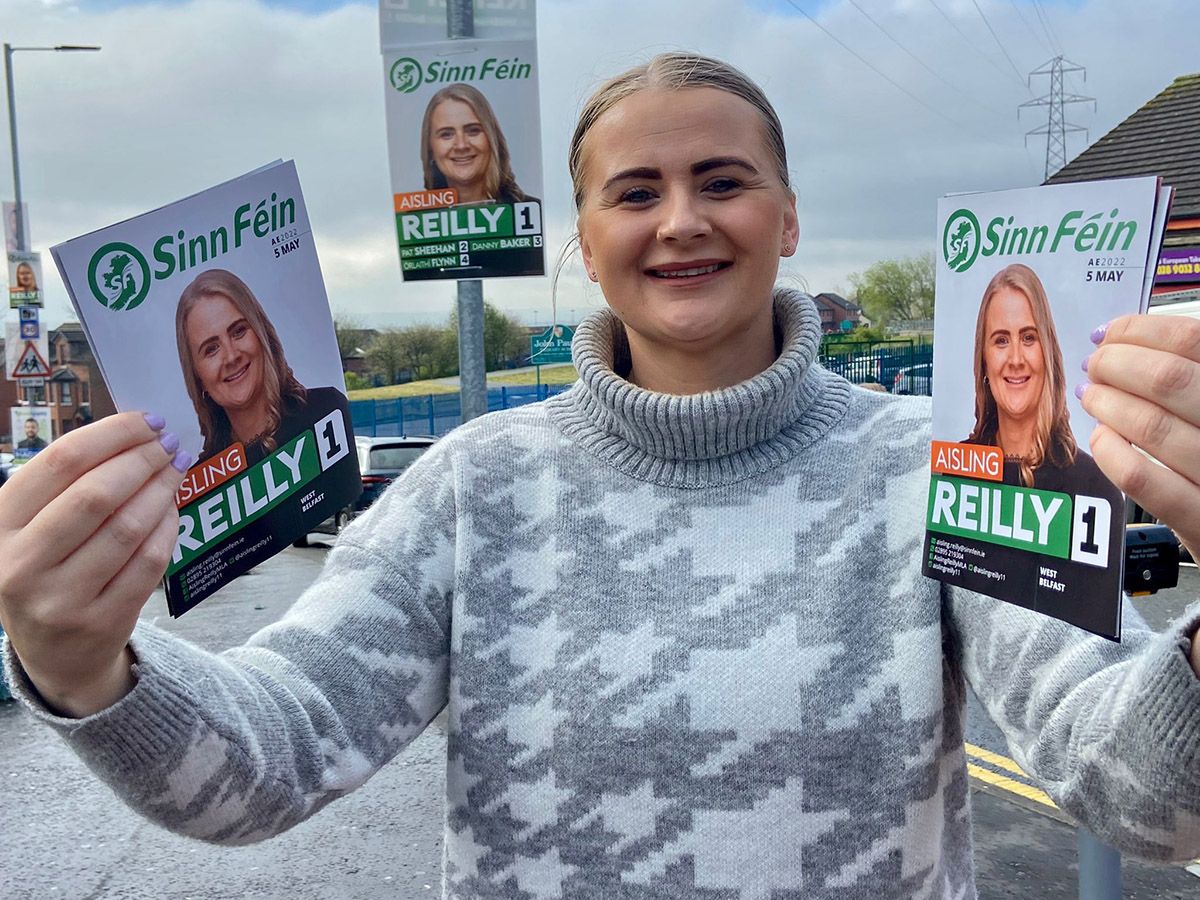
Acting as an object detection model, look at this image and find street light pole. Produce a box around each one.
[3,44,100,253]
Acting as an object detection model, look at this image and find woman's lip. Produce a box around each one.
[224,363,250,383]
[1004,375,1031,384]
[644,260,733,279]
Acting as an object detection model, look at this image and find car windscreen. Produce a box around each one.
[367,445,428,473]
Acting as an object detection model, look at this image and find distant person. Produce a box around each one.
[16,417,46,452]
[174,268,343,465]
[420,83,533,205]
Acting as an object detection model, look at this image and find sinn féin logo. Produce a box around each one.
[390,57,423,93]
[87,242,152,311]
[942,208,982,273]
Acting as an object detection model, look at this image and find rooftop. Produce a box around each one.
[1047,73,1200,219]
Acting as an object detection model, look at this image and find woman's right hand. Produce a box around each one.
[0,412,189,717]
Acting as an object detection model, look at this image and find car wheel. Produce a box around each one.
[335,510,351,534]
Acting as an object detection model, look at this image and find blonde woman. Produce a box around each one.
[420,83,533,205]
[966,263,1113,494]
[3,54,1200,899]
[175,268,342,464]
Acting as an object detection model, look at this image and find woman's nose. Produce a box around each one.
[656,191,711,244]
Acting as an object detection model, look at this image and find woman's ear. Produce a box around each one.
[781,195,800,258]
[579,228,598,282]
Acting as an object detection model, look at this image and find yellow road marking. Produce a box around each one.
[967,762,1058,809]
[964,742,1029,778]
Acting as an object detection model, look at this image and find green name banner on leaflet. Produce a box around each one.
[926,474,1073,558]
[168,432,321,573]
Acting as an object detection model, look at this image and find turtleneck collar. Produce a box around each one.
[545,290,853,488]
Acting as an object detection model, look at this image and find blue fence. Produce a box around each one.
[350,383,573,437]
[350,345,935,439]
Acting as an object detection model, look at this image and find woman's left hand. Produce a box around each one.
[1081,313,1200,667]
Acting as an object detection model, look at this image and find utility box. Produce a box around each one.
[1124,525,1180,596]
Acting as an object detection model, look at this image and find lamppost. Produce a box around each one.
[4,43,100,252]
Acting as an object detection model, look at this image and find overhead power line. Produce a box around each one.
[1031,0,1065,56]
[782,0,971,129]
[1007,0,1053,56]
[925,0,1027,92]
[845,0,1010,120]
[969,0,1031,90]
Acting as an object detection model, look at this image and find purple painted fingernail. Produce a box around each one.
[1081,354,1092,374]
[144,413,166,432]
[159,432,180,455]
[171,450,194,473]
[1090,323,1109,345]
[1074,381,1091,400]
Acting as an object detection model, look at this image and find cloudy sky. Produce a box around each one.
[4,0,1195,329]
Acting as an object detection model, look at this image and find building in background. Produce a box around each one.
[1,323,115,449]
[813,292,867,333]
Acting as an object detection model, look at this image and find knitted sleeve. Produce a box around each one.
[1,439,458,845]
[946,586,1200,860]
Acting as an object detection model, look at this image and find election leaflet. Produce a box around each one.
[51,162,361,616]
[925,177,1171,639]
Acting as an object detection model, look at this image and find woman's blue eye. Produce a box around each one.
[620,188,655,204]
[706,178,741,193]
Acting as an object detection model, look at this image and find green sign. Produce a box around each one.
[926,474,1072,559]
[530,324,573,365]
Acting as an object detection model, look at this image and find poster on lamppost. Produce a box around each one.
[50,161,361,617]
[4,201,30,254]
[380,2,545,281]
[923,176,1171,641]
[10,405,51,463]
[8,250,44,307]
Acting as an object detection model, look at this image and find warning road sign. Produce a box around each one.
[5,320,50,380]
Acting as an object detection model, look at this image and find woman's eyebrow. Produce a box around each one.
[601,157,760,192]
[692,156,759,176]
[602,167,660,191]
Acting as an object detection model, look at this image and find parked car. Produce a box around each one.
[295,435,438,545]
[893,363,932,396]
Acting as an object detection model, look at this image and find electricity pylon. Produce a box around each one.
[1019,57,1095,181]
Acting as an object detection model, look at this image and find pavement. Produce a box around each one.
[1,547,1198,898]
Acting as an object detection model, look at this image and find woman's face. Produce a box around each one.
[576,87,798,353]
[185,294,266,416]
[429,98,492,199]
[16,264,35,289]
[983,286,1046,425]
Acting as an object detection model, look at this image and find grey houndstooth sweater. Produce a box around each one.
[8,291,1200,899]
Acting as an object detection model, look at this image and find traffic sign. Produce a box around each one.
[10,340,51,378]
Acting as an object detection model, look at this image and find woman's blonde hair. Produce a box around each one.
[175,269,305,460]
[568,52,791,210]
[421,83,527,203]
[967,263,1076,486]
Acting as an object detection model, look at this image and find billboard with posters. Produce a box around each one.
[10,405,51,462]
[380,2,545,281]
[8,250,44,307]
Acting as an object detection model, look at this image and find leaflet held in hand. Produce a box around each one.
[925,177,1172,640]
[51,161,361,616]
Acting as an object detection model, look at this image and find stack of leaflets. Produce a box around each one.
[51,161,361,617]
[924,176,1173,640]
